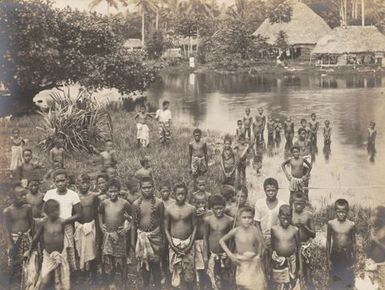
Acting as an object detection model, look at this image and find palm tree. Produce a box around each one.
[136,0,157,46]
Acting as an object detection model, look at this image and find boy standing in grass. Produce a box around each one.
[156,100,172,145]
[99,179,132,290]
[131,177,164,290]
[49,137,67,168]
[4,184,33,288]
[43,169,82,272]
[27,199,72,290]
[234,135,250,186]
[10,128,26,177]
[225,185,249,223]
[135,104,153,148]
[219,206,267,290]
[26,180,44,223]
[271,204,302,289]
[95,139,117,172]
[165,183,197,289]
[292,192,315,289]
[134,157,154,183]
[221,136,236,186]
[254,178,285,271]
[189,129,208,179]
[326,199,356,290]
[243,108,253,140]
[203,194,234,290]
[16,149,43,187]
[190,177,211,208]
[281,145,312,204]
[74,173,98,276]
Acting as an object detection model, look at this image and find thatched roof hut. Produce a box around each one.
[253,1,331,46]
[312,26,385,55]
[311,26,385,67]
[123,38,143,50]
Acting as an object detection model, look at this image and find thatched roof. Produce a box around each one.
[312,26,385,54]
[123,38,143,49]
[253,1,331,45]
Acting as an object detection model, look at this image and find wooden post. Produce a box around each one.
[141,7,145,47]
[361,0,365,26]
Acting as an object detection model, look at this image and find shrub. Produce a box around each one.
[37,88,112,152]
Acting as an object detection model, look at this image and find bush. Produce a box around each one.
[37,88,112,152]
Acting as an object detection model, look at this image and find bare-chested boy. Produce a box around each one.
[221,136,236,186]
[165,183,197,289]
[26,199,72,290]
[134,157,154,183]
[99,179,131,290]
[191,194,212,289]
[254,107,266,143]
[281,145,312,203]
[74,173,99,276]
[308,113,319,143]
[96,174,109,202]
[95,139,117,172]
[49,137,67,168]
[266,116,275,145]
[4,184,33,287]
[190,177,211,208]
[271,204,302,290]
[294,128,311,161]
[243,108,253,140]
[26,180,44,222]
[203,194,234,290]
[323,120,332,145]
[291,192,315,289]
[189,129,208,180]
[284,116,295,144]
[16,149,43,187]
[131,177,164,290]
[225,185,249,226]
[220,206,267,290]
[160,184,175,208]
[234,135,250,186]
[326,199,356,290]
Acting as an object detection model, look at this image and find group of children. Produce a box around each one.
[4,102,382,290]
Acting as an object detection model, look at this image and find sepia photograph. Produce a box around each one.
[0,0,384,289]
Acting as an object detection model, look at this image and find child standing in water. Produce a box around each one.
[294,128,311,161]
[219,206,267,290]
[236,120,245,140]
[221,136,236,186]
[10,128,26,176]
[243,108,253,140]
[234,135,250,186]
[323,120,332,145]
[254,107,266,143]
[284,116,295,144]
[271,204,302,289]
[308,113,319,143]
[326,199,356,290]
[367,121,377,160]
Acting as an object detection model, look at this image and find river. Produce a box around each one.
[147,72,385,207]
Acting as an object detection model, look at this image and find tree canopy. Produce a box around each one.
[0,0,159,102]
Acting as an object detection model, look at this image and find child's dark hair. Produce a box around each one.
[162,100,170,106]
[238,134,246,140]
[300,118,307,124]
[370,121,376,127]
[22,148,32,155]
[290,145,300,153]
[140,177,153,186]
[140,158,149,167]
[237,185,248,197]
[222,185,235,201]
[173,182,188,194]
[325,120,330,124]
[97,173,108,182]
[311,113,316,117]
[298,128,307,135]
[77,173,90,183]
[263,177,278,189]
[224,135,232,144]
[160,184,170,190]
[108,179,121,190]
[239,205,254,216]
[12,128,19,134]
[28,179,40,186]
[237,120,242,124]
[279,204,292,216]
[210,194,226,207]
[335,198,349,210]
[45,199,60,214]
[193,128,202,135]
[292,191,305,203]
[53,169,68,180]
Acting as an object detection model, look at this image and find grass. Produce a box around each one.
[0,111,375,290]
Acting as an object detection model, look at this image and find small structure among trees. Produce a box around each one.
[311,25,385,68]
[253,1,331,62]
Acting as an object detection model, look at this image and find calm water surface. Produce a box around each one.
[148,72,385,207]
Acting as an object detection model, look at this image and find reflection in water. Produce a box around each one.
[148,72,385,205]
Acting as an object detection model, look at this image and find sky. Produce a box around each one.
[52,0,234,14]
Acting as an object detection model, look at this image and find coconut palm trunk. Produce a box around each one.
[141,6,145,46]
[361,0,365,26]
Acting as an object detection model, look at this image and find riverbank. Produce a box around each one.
[0,111,375,289]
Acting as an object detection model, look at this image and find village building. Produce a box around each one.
[311,26,385,68]
[253,1,331,62]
